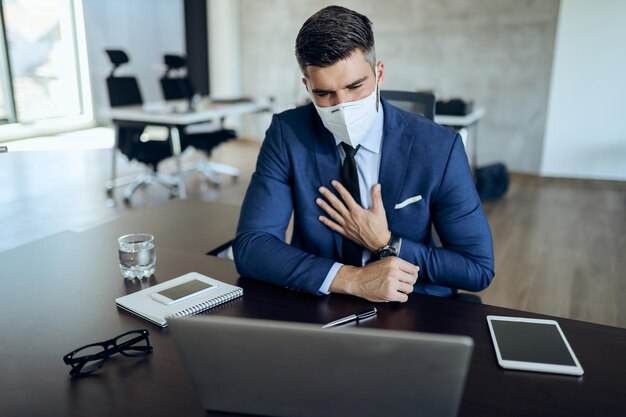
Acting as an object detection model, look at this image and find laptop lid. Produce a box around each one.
[169,316,473,417]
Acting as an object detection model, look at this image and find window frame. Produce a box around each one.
[0,0,94,142]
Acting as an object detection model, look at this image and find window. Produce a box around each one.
[0,70,8,123]
[0,0,92,139]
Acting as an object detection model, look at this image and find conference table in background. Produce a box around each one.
[1,200,624,417]
[106,98,272,199]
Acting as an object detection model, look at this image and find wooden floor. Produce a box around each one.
[2,130,625,328]
[480,175,626,328]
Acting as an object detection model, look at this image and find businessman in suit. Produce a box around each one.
[233,6,494,302]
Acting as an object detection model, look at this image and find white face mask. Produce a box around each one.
[313,81,379,149]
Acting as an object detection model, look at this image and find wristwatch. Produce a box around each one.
[376,233,402,260]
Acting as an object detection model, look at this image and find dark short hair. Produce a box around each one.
[295,5,376,76]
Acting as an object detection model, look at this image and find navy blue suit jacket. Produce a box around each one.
[233,99,494,297]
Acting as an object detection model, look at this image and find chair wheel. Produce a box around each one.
[123,197,132,206]
[106,188,114,198]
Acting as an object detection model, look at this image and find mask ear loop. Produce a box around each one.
[375,65,380,112]
[376,82,380,112]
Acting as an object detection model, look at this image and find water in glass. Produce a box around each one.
[117,234,156,279]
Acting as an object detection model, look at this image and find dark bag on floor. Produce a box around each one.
[475,163,509,201]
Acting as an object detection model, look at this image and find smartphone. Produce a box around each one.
[150,279,216,305]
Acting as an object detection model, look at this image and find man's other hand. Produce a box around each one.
[330,257,419,302]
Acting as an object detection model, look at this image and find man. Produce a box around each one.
[233,5,494,302]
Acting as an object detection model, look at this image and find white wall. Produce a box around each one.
[541,0,626,181]
[82,0,185,123]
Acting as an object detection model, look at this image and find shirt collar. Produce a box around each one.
[334,102,384,154]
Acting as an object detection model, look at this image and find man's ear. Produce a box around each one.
[376,61,385,88]
[302,77,309,91]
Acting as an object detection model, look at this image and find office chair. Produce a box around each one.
[160,55,196,109]
[380,90,436,121]
[160,54,239,185]
[105,49,179,204]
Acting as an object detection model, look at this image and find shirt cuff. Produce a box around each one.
[318,262,343,295]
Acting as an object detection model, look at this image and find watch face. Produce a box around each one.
[377,235,400,261]
[378,248,396,259]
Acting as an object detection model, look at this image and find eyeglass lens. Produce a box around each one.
[115,331,152,357]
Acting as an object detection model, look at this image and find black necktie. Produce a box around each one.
[340,143,363,266]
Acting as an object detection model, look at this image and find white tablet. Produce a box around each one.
[487,315,584,376]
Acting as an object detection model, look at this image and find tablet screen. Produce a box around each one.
[490,320,576,366]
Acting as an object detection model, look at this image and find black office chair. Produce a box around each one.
[160,55,196,108]
[105,49,179,203]
[381,90,436,121]
[160,54,239,185]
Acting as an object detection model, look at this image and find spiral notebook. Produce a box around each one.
[115,272,243,327]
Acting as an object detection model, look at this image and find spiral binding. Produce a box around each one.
[168,288,243,319]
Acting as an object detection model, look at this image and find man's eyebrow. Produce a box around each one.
[311,76,369,94]
[345,76,368,88]
[311,87,333,94]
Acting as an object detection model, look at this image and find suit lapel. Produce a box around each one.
[378,99,415,225]
[310,105,342,257]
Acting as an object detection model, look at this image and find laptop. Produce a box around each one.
[169,315,473,417]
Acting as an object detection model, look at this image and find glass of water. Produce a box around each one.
[117,233,156,279]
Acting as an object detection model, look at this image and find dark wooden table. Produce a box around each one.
[1,200,624,417]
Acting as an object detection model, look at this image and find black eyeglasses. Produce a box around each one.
[63,329,153,377]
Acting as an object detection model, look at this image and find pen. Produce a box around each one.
[322,308,377,328]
